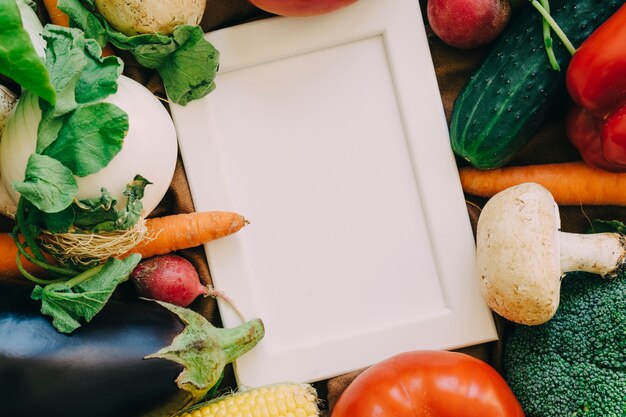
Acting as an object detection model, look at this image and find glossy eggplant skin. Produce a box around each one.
[0,285,185,417]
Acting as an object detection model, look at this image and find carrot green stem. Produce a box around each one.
[530,0,576,56]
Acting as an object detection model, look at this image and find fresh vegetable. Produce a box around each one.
[1,74,178,219]
[0,211,247,280]
[93,0,205,36]
[126,211,248,259]
[0,23,163,332]
[331,350,524,417]
[476,182,626,325]
[0,284,265,417]
[449,0,624,169]
[566,5,626,171]
[131,254,208,307]
[459,161,626,206]
[248,0,358,16]
[426,0,511,49]
[177,383,319,417]
[58,0,220,105]
[0,233,49,279]
[0,85,17,134]
[42,0,70,26]
[0,0,55,102]
[42,0,116,56]
[504,269,626,416]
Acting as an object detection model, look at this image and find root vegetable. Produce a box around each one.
[93,0,206,36]
[126,211,248,259]
[459,161,626,206]
[477,182,626,325]
[0,75,178,218]
[0,211,247,281]
[0,85,17,219]
[131,254,208,307]
[427,0,511,49]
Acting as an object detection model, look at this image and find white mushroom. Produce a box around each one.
[94,0,207,36]
[476,182,626,325]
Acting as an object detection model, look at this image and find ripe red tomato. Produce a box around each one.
[332,350,525,417]
[248,0,358,17]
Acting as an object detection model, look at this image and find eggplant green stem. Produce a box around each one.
[530,0,576,57]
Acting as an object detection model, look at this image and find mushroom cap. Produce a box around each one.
[94,0,206,36]
[476,182,561,325]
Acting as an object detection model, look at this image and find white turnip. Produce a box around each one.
[427,0,512,49]
[93,0,206,36]
[130,254,208,307]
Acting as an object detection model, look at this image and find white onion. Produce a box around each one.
[0,75,179,218]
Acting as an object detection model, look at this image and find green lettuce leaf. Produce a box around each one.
[12,153,78,213]
[73,175,150,232]
[43,102,128,176]
[37,25,124,154]
[58,0,219,105]
[0,0,55,103]
[31,254,142,333]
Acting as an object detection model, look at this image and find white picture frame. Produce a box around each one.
[170,0,497,388]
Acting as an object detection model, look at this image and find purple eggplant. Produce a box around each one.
[0,285,264,417]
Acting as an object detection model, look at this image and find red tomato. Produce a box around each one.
[248,0,358,17]
[332,350,525,417]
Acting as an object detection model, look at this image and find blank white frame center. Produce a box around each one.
[171,0,497,387]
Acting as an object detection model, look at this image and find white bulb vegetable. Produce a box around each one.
[0,75,178,218]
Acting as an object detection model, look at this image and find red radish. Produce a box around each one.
[427,0,511,49]
[130,254,208,307]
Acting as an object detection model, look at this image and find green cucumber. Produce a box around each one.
[450,0,625,170]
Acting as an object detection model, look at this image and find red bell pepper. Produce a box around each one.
[566,4,626,171]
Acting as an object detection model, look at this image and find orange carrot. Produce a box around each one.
[0,234,50,280]
[42,0,70,26]
[459,161,626,206]
[126,211,248,259]
[42,0,115,57]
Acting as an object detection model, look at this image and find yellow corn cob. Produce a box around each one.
[177,383,319,417]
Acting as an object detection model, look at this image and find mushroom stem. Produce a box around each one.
[560,231,626,277]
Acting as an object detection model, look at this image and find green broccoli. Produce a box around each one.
[503,271,626,417]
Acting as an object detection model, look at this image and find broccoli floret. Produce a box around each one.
[503,271,626,417]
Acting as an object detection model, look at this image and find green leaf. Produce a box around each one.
[43,102,128,176]
[31,254,142,333]
[57,0,107,47]
[18,199,75,234]
[37,25,124,154]
[75,41,123,103]
[73,175,150,232]
[157,26,220,106]
[589,219,626,234]
[0,0,55,103]
[59,0,220,105]
[12,153,78,213]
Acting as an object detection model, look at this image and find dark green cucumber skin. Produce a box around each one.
[450,0,625,170]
